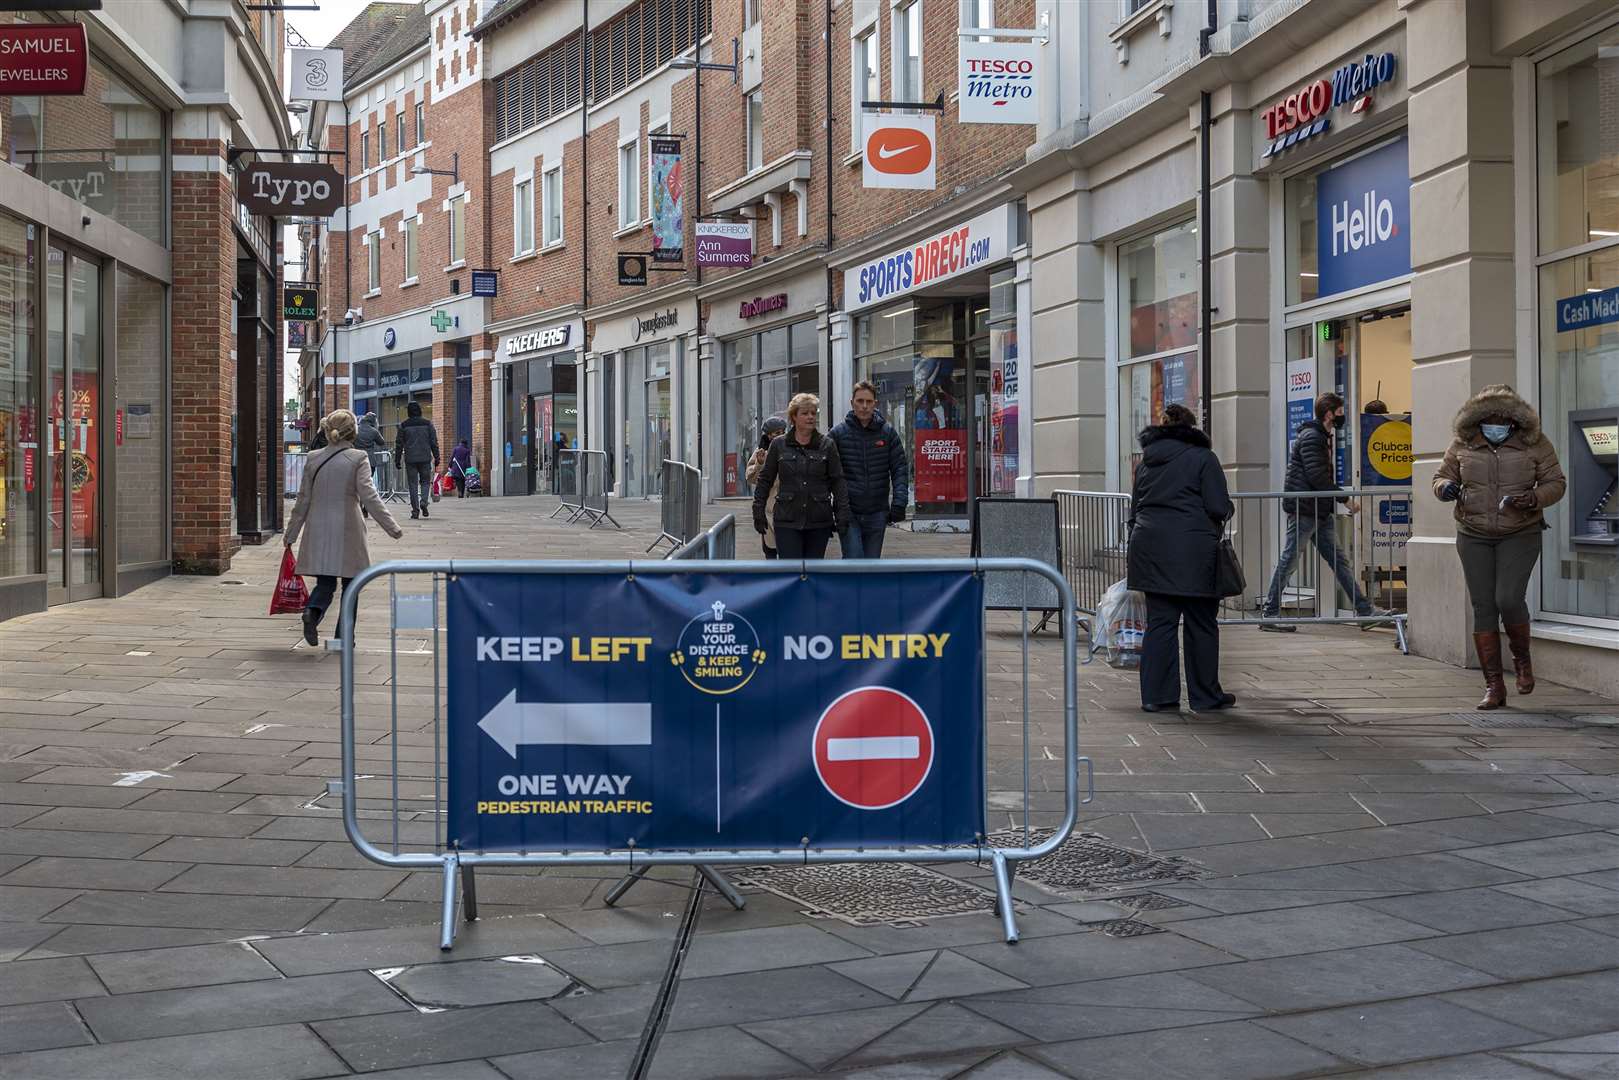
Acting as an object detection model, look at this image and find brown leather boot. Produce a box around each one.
[1504,623,1535,695]
[1473,631,1507,710]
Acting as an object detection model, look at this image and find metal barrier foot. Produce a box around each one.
[991,851,1020,944]
[462,864,479,923]
[438,854,461,952]
[1396,615,1410,655]
[603,865,651,907]
[697,864,747,911]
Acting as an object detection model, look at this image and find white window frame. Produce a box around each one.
[448,193,466,266]
[647,119,669,217]
[893,0,923,106]
[397,111,407,152]
[618,135,640,230]
[542,161,564,248]
[745,0,761,29]
[745,90,764,172]
[360,129,369,170]
[400,214,419,283]
[850,22,880,154]
[378,120,387,162]
[513,174,536,257]
[962,0,994,42]
[415,102,425,145]
[366,229,382,293]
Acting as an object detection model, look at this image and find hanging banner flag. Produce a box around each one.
[650,137,684,263]
[862,114,936,190]
[290,48,345,103]
[695,221,752,269]
[958,41,1038,125]
[287,321,308,348]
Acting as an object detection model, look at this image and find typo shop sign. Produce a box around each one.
[0,24,88,96]
[1315,138,1409,297]
[236,161,344,218]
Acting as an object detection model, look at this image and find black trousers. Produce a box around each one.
[307,576,353,635]
[775,526,833,560]
[1456,529,1540,632]
[1140,592,1225,710]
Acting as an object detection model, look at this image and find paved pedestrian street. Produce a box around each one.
[3,496,1619,1079]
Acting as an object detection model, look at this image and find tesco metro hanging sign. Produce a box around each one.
[1261,51,1397,158]
[1315,138,1410,297]
[844,205,1012,312]
[958,41,1038,125]
[0,24,88,96]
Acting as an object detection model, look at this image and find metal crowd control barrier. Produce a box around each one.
[336,556,1090,949]
[284,451,307,498]
[548,450,621,528]
[666,514,736,561]
[1054,488,1411,652]
[372,452,405,504]
[972,497,1063,633]
[646,458,702,552]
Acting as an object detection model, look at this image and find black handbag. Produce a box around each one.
[1215,532,1246,599]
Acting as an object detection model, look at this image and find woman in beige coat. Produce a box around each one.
[744,416,788,558]
[1433,384,1565,709]
[285,410,403,645]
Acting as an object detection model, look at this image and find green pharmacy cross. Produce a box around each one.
[430,310,453,333]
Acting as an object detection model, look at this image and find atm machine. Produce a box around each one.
[1569,408,1618,547]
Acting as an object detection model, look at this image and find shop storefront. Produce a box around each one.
[842,203,1023,525]
[1531,19,1619,629]
[590,299,696,499]
[492,317,581,497]
[0,36,175,618]
[1115,219,1201,482]
[353,349,434,446]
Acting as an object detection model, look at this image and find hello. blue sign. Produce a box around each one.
[1315,138,1410,298]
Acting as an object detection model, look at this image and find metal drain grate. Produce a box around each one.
[1095,918,1166,938]
[1109,891,1190,911]
[1456,711,1579,729]
[985,830,1204,894]
[734,863,1000,926]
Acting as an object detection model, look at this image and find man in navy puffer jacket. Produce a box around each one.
[830,381,910,558]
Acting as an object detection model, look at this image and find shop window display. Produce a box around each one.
[722,320,819,496]
[0,213,36,578]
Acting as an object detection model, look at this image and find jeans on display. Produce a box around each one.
[775,527,833,560]
[1262,513,1373,617]
[840,512,890,559]
[405,462,433,512]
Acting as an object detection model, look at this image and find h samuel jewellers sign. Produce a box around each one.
[1262,51,1397,158]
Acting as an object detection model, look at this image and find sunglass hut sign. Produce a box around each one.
[1262,52,1397,158]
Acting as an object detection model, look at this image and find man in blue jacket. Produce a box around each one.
[830,381,910,558]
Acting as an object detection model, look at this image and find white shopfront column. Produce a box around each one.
[489,363,505,497]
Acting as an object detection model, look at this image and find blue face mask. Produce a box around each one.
[1481,423,1512,445]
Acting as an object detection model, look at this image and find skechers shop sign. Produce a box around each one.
[844,205,1012,311]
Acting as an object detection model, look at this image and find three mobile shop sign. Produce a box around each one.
[447,570,985,850]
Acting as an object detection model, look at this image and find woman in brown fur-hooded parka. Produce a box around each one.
[1433,385,1565,710]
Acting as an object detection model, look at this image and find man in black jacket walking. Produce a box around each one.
[1260,392,1386,629]
[393,400,440,520]
[830,381,910,558]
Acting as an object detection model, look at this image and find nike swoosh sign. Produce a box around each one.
[877,142,920,159]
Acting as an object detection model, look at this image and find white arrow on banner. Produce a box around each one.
[478,692,652,759]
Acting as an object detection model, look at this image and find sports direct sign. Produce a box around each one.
[1261,51,1397,158]
[447,571,984,850]
[844,205,1012,312]
[959,41,1037,125]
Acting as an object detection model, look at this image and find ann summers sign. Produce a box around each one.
[1315,138,1410,297]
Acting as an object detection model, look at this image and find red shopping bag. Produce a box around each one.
[269,548,309,615]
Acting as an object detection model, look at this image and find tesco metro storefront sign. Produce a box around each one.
[844,205,1012,312]
[1262,51,1397,158]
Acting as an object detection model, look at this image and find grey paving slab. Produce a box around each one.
[16,924,245,959]
[1167,901,1441,960]
[388,955,574,1007]
[1351,794,1494,825]
[1025,1018,1346,1079]
[1180,942,1498,1011]
[547,982,658,1041]
[682,923,874,979]
[1360,886,1581,933]
[157,862,408,899]
[487,1040,640,1079]
[1338,853,1532,891]
[837,949,1029,1002]
[76,969,408,1042]
[668,966,895,1031]
[0,1021,347,1080]
[1406,810,1597,844]
[1133,813,1269,850]
[312,1000,593,1072]
[85,940,283,993]
[0,806,44,828]
[1,856,190,892]
[1258,996,1544,1066]
[0,782,147,808]
[0,956,102,1007]
[134,835,319,866]
[20,806,273,837]
[1453,832,1619,877]
[43,889,330,931]
[331,1063,511,1080]
[1495,876,1619,915]
[0,827,166,859]
[1530,800,1619,827]
[0,922,62,961]
[0,885,80,922]
[1407,922,1619,980]
[957,1053,1078,1079]
[1335,1052,1565,1078]
[740,1003,932,1071]
[1442,970,1619,1039]
[0,1002,91,1054]
[956,929,1236,987]
[839,1001,1030,1068]
[254,916,592,976]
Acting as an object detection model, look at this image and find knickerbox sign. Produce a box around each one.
[506,324,571,357]
[0,23,87,96]
[237,161,344,219]
[447,571,985,849]
[1262,51,1398,158]
[958,41,1037,125]
[1315,138,1410,298]
[845,205,1013,312]
[696,221,753,268]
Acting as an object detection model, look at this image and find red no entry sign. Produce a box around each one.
[812,686,935,810]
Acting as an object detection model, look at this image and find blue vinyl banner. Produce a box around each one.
[1316,138,1410,298]
[447,570,985,851]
